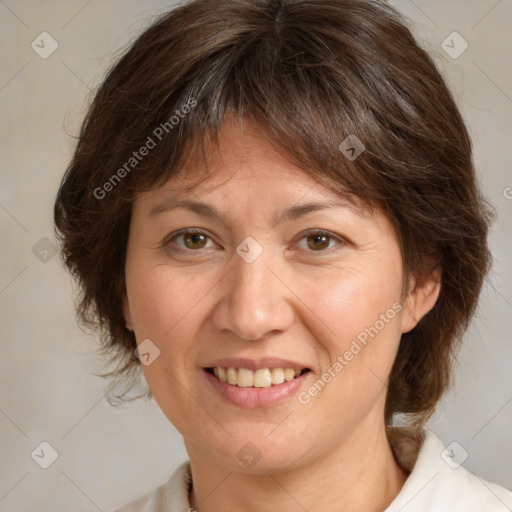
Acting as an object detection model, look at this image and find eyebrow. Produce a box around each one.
[148,197,366,225]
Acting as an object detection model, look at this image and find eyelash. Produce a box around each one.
[162,228,347,255]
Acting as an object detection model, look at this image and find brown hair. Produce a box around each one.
[54,0,493,426]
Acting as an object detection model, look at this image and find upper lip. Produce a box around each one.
[203,357,312,372]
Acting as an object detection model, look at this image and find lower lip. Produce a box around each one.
[203,370,311,408]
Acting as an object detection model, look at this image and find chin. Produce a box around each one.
[198,430,313,475]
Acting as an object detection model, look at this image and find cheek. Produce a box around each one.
[126,266,212,425]
[296,258,404,351]
[295,257,404,408]
[126,264,207,340]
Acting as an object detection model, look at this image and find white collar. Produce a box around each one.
[384,427,512,511]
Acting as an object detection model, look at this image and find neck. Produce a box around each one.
[187,421,409,512]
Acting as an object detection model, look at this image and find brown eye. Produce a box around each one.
[182,232,208,249]
[306,233,331,251]
[296,229,345,253]
[165,229,214,252]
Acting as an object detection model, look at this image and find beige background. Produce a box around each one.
[0,1,511,510]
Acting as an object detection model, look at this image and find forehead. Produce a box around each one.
[133,117,374,218]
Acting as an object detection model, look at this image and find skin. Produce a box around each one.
[122,117,441,512]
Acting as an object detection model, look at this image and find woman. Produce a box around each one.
[54,0,512,510]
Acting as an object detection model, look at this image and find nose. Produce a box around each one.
[211,242,295,341]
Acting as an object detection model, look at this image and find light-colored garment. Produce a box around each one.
[111,428,512,511]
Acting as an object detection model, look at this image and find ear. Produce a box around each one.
[400,266,441,333]
[122,295,134,331]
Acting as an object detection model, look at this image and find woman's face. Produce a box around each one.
[123,119,437,472]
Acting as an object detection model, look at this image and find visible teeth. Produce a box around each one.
[218,367,227,383]
[237,368,254,387]
[227,367,237,385]
[270,368,285,385]
[254,369,272,388]
[211,367,306,387]
[284,368,295,381]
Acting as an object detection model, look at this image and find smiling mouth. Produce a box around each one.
[205,367,311,388]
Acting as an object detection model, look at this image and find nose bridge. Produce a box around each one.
[233,245,273,307]
[213,239,294,341]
